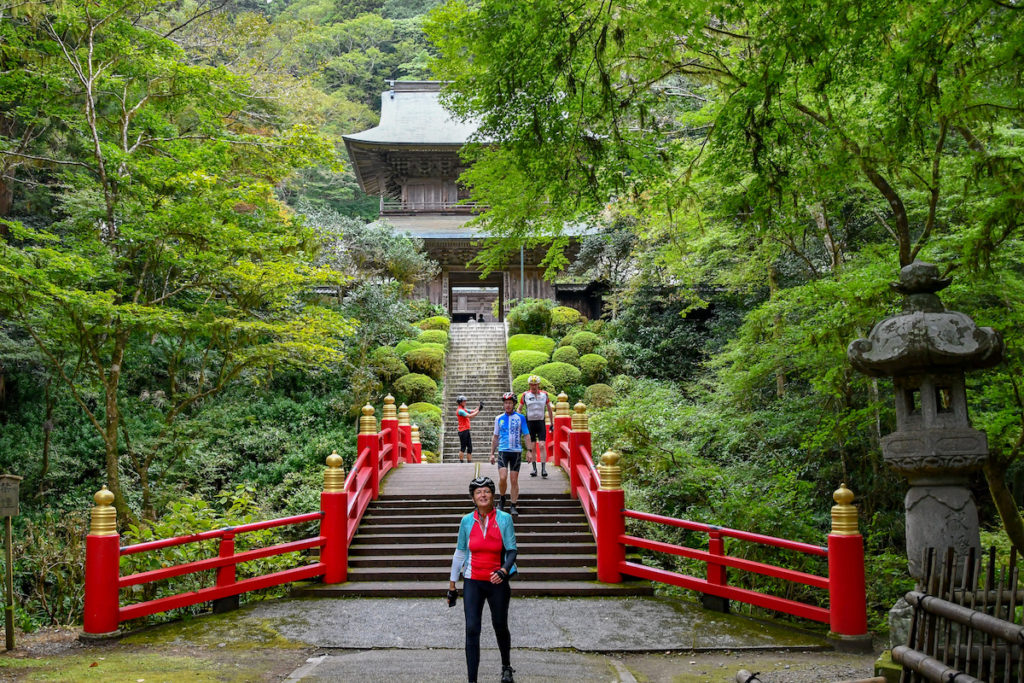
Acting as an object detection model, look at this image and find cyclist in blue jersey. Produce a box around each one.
[489,392,533,516]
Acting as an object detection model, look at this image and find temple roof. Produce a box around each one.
[344,81,478,147]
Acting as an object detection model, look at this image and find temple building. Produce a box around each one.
[343,81,602,321]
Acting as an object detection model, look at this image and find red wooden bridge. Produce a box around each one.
[82,394,868,645]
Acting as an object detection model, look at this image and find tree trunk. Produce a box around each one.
[769,264,786,397]
[983,457,1024,553]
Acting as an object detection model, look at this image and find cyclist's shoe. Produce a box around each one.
[509,503,519,516]
[501,666,515,683]
[497,495,506,511]
[529,464,537,477]
[541,467,548,478]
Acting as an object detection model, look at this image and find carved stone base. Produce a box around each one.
[905,485,980,580]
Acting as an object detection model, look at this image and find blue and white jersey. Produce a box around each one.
[494,411,529,452]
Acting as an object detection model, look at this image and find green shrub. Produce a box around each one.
[507,299,553,335]
[421,450,440,463]
[578,353,608,384]
[551,346,580,366]
[531,362,581,392]
[507,333,556,356]
[415,316,450,332]
[583,383,615,408]
[370,347,409,383]
[418,329,449,346]
[610,374,635,393]
[550,306,583,335]
[512,373,555,396]
[510,350,550,376]
[395,339,423,356]
[408,402,441,416]
[587,319,605,334]
[403,346,445,380]
[595,342,625,374]
[558,332,576,348]
[418,342,446,354]
[571,331,600,355]
[393,373,438,404]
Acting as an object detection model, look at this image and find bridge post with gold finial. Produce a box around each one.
[827,483,870,648]
[357,404,380,499]
[410,424,422,463]
[321,450,349,583]
[381,395,400,469]
[551,392,571,469]
[83,487,121,636]
[398,403,413,464]
[596,451,625,583]
[566,402,590,500]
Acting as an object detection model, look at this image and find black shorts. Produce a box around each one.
[526,419,546,441]
[459,429,472,454]
[496,451,522,472]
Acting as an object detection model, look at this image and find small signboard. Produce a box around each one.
[0,475,20,517]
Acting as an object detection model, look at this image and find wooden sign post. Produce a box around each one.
[0,474,21,651]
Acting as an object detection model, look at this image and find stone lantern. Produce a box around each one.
[848,261,1003,580]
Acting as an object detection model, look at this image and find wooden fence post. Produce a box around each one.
[552,393,571,469]
[567,402,590,499]
[827,483,870,650]
[411,424,423,463]
[321,451,348,584]
[357,405,379,499]
[596,451,625,583]
[398,403,413,463]
[382,395,400,469]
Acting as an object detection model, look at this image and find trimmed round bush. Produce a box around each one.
[512,373,555,396]
[417,329,449,346]
[610,374,635,393]
[558,332,576,347]
[507,334,556,357]
[551,346,580,366]
[421,450,440,464]
[571,331,600,355]
[507,300,552,336]
[408,407,442,452]
[393,373,438,405]
[416,316,450,332]
[531,362,581,392]
[578,353,608,385]
[594,342,625,374]
[395,339,423,357]
[587,319,605,334]
[583,383,615,408]
[408,402,441,416]
[510,350,549,376]
[550,306,583,335]
[403,346,444,380]
[371,347,409,383]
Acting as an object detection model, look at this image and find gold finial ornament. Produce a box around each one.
[598,450,622,491]
[382,394,397,421]
[359,404,377,435]
[556,392,571,418]
[398,403,411,426]
[410,424,421,444]
[571,402,589,432]
[324,450,346,492]
[830,483,858,535]
[90,486,117,536]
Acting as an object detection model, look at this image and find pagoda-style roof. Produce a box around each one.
[343,81,479,197]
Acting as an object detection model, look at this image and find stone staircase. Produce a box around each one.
[441,323,511,462]
[295,479,652,597]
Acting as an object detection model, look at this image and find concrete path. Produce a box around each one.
[380,461,570,497]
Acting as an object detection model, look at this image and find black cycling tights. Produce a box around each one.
[463,578,511,682]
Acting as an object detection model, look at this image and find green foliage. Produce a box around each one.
[370,347,409,383]
[392,373,438,404]
[512,373,554,396]
[395,339,423,356]
[402,346,444,380]
[506,299,553,336]
[421,450,440,463]
[550,306,584,336]
[415,316,451,331]
[530,362,582,393]
[509,350,550,377]
[417,329,449,346]
[551,346,580,366]
[583,383,615,408]
[506,334,556,356]
[569,331,600,355]
[407,402,441,416]
[408,404,441,453]
[578,354,608,385]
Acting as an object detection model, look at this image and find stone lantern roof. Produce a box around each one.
[847,261,1003,377]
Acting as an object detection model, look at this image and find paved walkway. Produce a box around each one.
[380,461,570,497]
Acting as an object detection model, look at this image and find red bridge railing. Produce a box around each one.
[547,392,868,643]
[83,396,419,636]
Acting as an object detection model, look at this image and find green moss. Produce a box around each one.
[403,346,445,380]
[393,373,438,404]
[551,345,580,366]
[417,329,449,346]
[509,349,550,376]
[415,315,451,331]
[578,353,608,384]
[507,333,556,356]
[532,361,582,391]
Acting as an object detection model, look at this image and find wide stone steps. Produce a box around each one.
[295,470,652,597]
